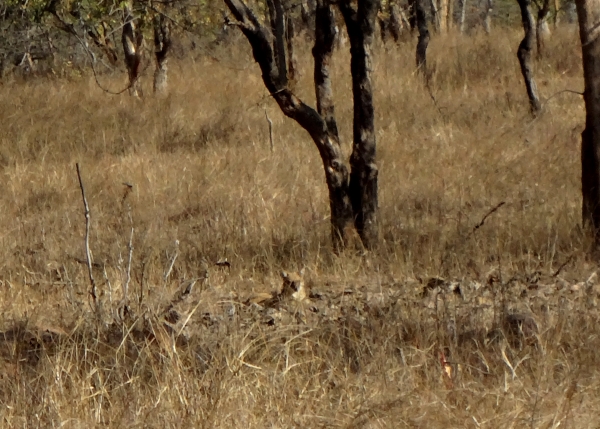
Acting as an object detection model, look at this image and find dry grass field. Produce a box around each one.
[0,26,598,427]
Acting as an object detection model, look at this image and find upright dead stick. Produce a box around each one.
[124,224,134,304]
[76,163,97,310]
[265,109,274,152]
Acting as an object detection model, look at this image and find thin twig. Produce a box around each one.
[552,255,574,278]
[76,163,97,311]
[164,240,180,284]
[124,224,134,303]
[265,109,274,152]
[472,201,506,233]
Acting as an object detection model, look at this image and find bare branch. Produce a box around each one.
[76,163,98,312]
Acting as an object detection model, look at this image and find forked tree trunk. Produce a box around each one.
[575,0,600,246]
[224,0,355,250]
[339,0,380,248]
[516,0,541,114]
[88,22,119,66]
[536,0,551,59]
[313,1,354,247]
[153,14,171,94]
[416,0,430,72]
[122,4,144,97]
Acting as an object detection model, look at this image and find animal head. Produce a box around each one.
[280,269,306,302]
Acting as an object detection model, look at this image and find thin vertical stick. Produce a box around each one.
[124,225,134,304]
[265,109,274,152]
[76,163,97,310]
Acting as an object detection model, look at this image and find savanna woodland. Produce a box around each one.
[2,0,600,426]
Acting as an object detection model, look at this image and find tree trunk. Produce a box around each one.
[153,14,171,94]
[224,0,355,250]
[553,0,560,27]
[88,22,119,66]
[286,11,298,85]
[482,0,493,33]
[438,0,449,32]
[459,0,467,32]
[301,0,316,33]
[339,0,380,249]
[314,1,354,249]
[575,0,600,246]
[516,0,541,115]
[536,0,551,59]
[389,2,403,41]
[430,0,440,31]
[416,0,430,72]
[122,4,144,97]
[407,0,418,29]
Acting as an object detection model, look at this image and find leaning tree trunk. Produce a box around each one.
[153,14,171,94]
[224,0,354,250]
[122,4,144,97]
[339,0,380,248]
[416,0,430,72]
[516,0,541,115]
[575,0,600,246]
[536,0,551,59]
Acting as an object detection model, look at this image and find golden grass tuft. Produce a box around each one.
[0,26,598,427]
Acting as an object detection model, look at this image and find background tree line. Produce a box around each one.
[0,0,577,82]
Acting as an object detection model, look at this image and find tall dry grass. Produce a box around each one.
[0,26,598,427]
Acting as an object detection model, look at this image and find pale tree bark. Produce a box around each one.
[536,0,551,58]
[416,0,430,72]
[224,0,356,250]
[122,3,144,97]
[438,0,449,32]
[153,14,171,94]
[516,0,541,114]
[378,1,402,43]
[553,0,560,27]
[482,0,493,33]
[447,0,455,30]
[388,1,403,41]
[460,0,467,32]
[575,0,600,246]
[301,0,316,32]
[338,0,380,248]
[430,0,440,31]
